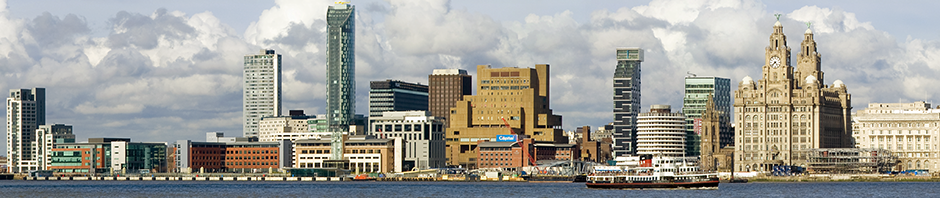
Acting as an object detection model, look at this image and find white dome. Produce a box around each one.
[833,80,845,88]
[742,76,754,85]
[805,75,817,84]
[805,28,812,34]
[774,21,782,27]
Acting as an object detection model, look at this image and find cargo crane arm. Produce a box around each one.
[502,118,538,167]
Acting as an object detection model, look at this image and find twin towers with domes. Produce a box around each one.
[732,16,852,172]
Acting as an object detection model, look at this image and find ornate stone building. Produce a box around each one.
[852,101,940,172]
[733,19,852,172]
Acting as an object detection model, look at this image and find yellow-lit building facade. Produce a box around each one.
[446,64,564,168]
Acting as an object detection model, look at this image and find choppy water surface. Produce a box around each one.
[2,180,940,197]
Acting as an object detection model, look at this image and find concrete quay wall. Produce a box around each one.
[23,176,343,181]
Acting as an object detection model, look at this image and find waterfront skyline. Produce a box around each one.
[2,0,940,153]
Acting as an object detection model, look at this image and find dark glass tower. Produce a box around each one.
[326,3,355,132]
[613,48,642,157]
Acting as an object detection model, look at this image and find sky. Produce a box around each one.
[2,0,940,154]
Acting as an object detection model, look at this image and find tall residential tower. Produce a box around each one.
[613,48,642,157]
[6,88,45,173]
[326,3,356,132]
[243,49,282,138]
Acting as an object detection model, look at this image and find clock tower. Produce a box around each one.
[733,16,852,172]
[762,17,793,87]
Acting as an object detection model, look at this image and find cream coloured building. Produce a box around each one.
[636,105,687,157]
[852,101,939,171]
[733,19,852,172]
[258,115,317,142]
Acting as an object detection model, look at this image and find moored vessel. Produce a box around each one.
[586,155,719,189]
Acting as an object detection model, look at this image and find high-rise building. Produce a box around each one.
[636,105,686,157]
[368,80,428,118]
[6,88,45,173]
[733,19,852,172]
[446,64,564,168]
[326,3,356,132]
[682,76,731,156]
[243,49,282,138]
[428,69,472,129]
[851,101,939,172]
[613,48,642,157]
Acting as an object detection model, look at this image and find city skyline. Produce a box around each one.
[2,0,940,153]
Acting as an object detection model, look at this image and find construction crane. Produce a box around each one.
[502,118,538,167]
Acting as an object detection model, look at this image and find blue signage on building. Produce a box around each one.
[496,135,517,142]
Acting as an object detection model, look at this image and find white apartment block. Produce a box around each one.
[369,111,446,170]
[6,88,44,173]
[243,49,282,138]
[853,101,940,171]
[35,124,74,169]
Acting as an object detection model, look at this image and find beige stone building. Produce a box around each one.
[446,64,564,168]
[733,19,852,172]
[852,101,940,171]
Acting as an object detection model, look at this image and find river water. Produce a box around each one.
[1,180,939,197]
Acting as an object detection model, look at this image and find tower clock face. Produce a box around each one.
[770,56,781,68]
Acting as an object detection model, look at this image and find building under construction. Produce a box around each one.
[806,148,898,174]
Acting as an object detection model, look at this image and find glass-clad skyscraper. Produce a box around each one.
[612,48,642,157]
[682,76,731,156]
[243,49,282,138]
[326,3,355,132]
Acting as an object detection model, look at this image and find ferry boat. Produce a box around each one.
[586,155,719,189]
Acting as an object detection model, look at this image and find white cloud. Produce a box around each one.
[3,0,940,153]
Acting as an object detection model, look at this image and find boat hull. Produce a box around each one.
[586,180,720,189]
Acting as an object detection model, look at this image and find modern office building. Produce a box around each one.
[294,135,401,173]
[258,110,318,142]
[851,101,940,172]
[243,49,282,138]
[682,76,732,156]
[174,133,292,173]
[326,3,356,132]
[6,88,45,173]
[368,80,428,118]
[35,124,75,169]
[635,105,687,157]
[429,69,473,129]
[733,19,852,172]
[446,64,564,169]
[369,111,445,170]
[613,48,642,157]
[49,138,167,174]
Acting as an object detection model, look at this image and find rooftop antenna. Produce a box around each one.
[687,71,697,77]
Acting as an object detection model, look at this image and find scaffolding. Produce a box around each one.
[806,148,898,174]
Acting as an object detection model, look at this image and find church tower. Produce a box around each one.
[733,15,852,172]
